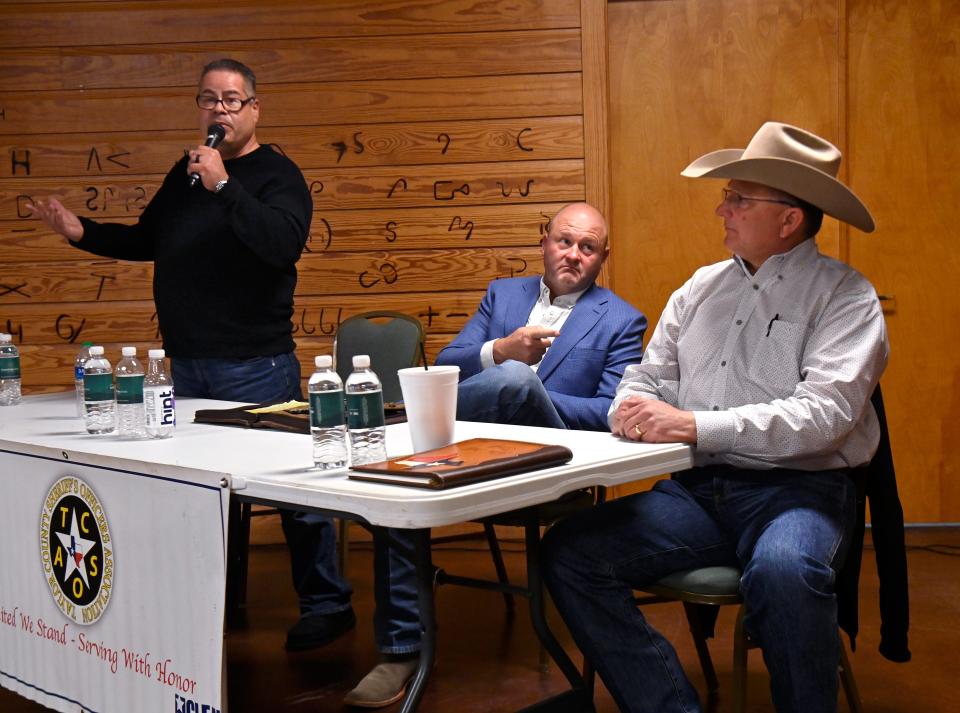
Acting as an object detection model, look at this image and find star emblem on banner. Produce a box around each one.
[56,508,95,587]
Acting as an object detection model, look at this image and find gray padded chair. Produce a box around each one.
[635,565,862,713]
[333,310,424,404]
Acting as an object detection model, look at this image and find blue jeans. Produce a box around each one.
[173,352,353,617]
[541,466,855,713]
[456,360,566,429]
[372,528,422,654]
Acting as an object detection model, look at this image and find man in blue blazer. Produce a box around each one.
[344,202,647,708]
[435,201,647,430]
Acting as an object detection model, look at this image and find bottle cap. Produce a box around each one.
[352,354,370,368]
[315,355,333,368]
[121,346,137,356]
[82,341,93,347]
[0,333,10,343]
[89,346,105,356]
[148,349,166,359]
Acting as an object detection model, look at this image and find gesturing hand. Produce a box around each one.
[492,326,560,365]
[26,197,84,243]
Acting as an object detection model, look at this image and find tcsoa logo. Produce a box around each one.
[40,477,114,625]
[47,495,104,605]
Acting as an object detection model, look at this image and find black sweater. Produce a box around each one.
[76,144,312,358]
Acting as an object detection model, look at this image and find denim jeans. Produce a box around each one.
[456,359,566,429]
[372,528,422,654]
[173,352,353,616]
[541,465,855,713]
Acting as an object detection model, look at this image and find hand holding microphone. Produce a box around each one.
[188,124,226,188]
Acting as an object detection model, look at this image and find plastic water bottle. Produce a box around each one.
[143,349,175,439]
[115,346,146,439]
[0,333,22,406]
[83,346,115,433]
[345,354,386,465]
[308,355,348,469]
[74,341,93,417]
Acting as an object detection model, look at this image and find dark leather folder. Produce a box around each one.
[194,400,407,434]
[193,401,311,434]
[348,438,573,489]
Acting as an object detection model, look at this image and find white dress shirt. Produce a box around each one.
[479,278,586,371]
[612,239,889,470]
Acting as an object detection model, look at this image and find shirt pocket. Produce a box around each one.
[747,319,807,396]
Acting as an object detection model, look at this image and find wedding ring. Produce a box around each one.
[634,424,645,438]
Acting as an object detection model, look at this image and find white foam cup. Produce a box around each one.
[397,365,460,452]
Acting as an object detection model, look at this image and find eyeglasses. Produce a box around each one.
[195,95,256,112]
[721,188,799,209]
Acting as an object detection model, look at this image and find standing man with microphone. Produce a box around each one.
[29,59,357,653]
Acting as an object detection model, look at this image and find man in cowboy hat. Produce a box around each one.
[541,122,888,713]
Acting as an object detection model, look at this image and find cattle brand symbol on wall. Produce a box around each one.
[39,476,114,625]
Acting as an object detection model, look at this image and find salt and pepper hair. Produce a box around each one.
[199,58,257,96]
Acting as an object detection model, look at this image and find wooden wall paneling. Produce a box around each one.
[0,0,582,47]
[0,0,605,400]
[2,203,566,263]
[846,0,960,521]
[0,29,583,89]
[607,0,842,340]
[0,159,584,219]
[580,0,613,286]
[0,74,584,134]
[1,292,486,346]
[0,118,585,177]
[296,246,545,296]
[307,203,567,253]
[0,246,540,304]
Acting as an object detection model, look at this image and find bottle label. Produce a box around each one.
[75,365,85,380]
[310,391,345,428]
[144,386,176,428]
[346,392,385,429]
[116,375,145,404]
[0,355,20,379]
[84,373,114,401]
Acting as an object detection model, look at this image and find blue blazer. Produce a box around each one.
[435,276,647,430]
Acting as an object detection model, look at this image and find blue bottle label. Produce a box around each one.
[84,373,114,401]
[346,392,385,429]
[116,375,145,404]
[310,391,345,428]
[0,356,20,379]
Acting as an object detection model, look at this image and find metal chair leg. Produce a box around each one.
[839,637,864,713]
[336,518,349,576]
[682,602,720,712]
[731,605,749,713]
[483,520,516,615]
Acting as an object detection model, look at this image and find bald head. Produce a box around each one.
[540,202,610,299]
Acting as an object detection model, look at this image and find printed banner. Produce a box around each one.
[0,448,229,713]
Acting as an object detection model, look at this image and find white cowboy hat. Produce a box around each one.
[681,122,875,232]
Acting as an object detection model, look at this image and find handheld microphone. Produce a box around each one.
[188,124,226,187]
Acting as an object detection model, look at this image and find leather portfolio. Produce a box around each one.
[348,438,573,489]
[194,400,407,434]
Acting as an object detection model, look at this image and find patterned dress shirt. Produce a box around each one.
[612,239,889,470]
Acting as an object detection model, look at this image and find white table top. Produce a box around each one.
[0,393,693,528]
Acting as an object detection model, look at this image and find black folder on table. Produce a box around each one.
[194,400,407,435]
